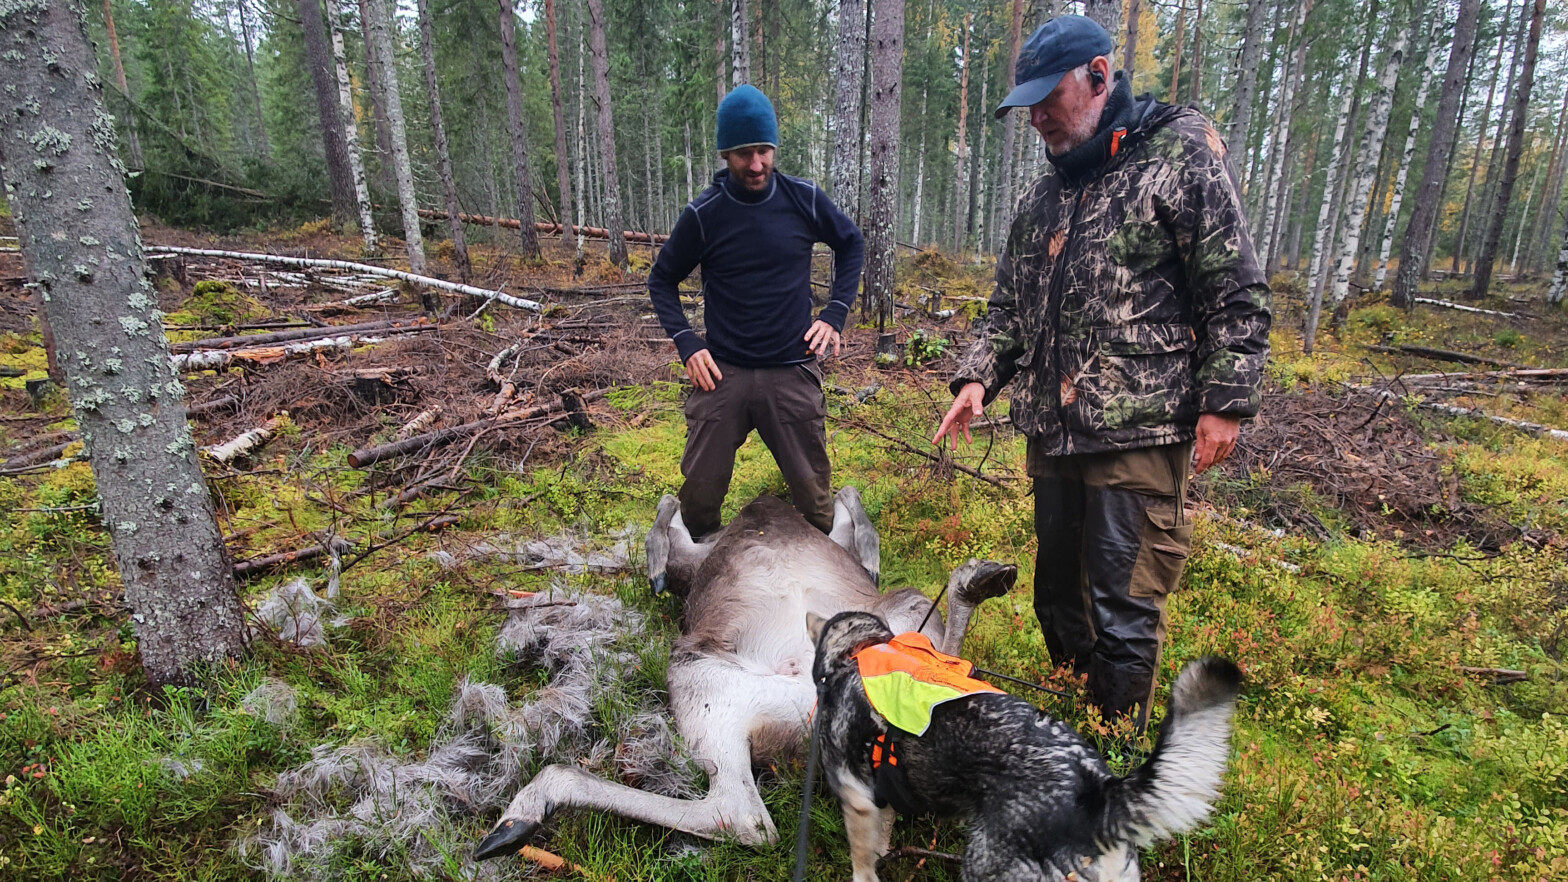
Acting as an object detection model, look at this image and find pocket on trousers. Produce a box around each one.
[1129,506,1193,597]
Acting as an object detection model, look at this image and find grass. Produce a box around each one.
[2,279,1568,880]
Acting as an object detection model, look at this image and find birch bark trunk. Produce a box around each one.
[587,0,628,266]
[364,0,426,273]
[1302,84,1356,351]
[1510,155,1542,273]
[1375,19,1440,290]
[829,0,865,214]
[1469,0,1546,300]
[0,0,247,685]
[952,14,971,254]
[498,0,541,258]
[329,16,377,251]
[1327,26,1409,316]
[1392,0,1482,308]
[1255,0,1309,270]
[544,0,575,244]
[1526,89,1568,275]
[911,86,927,247]
[416,0,470,278]
[864,0,903,331]
[731,0,750,86]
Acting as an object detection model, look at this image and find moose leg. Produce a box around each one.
[646,493,710,596]
[477,654,808,857]
[938,559,1018,657]
[828,485,881,586]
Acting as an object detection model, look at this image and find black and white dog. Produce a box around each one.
[809,611,1242,882]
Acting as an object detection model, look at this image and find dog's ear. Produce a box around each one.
[805,611,827,646]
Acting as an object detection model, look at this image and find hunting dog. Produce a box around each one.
[810,611,1242,882]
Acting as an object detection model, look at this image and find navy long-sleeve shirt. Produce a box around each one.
[648,169,864,367]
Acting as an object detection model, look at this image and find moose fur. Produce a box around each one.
[474,489,1016,857]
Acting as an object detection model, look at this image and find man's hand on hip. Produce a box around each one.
[804,320,842,359]
[932,382,986,449]
[1193,412,1242,473]
[684,349,723,391]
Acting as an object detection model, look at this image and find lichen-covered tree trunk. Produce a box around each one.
[329,17,377,251]
[951,13,971,254]
[0,0,246,685]
[363,0,425,273]
[1081,0,1120,57]
[1226,0,1267,156]
[586,0,627,266]
[543,0,575,245]
[863,0,902,331]
[1451,0,1514,276]
[1327,25,1408,316]
[1392,0,1480,306]
[1375,19,1440,290]
[1469,0,1546,300]
[298,0,356,225]
[415,0,469,279]
[1255,0,1309,270]
[828,0,864,214]
[731,0,749,86]
[497,0,541,259]
[355,0,395,192]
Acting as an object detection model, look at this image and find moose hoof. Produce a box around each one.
[473,817,541,861]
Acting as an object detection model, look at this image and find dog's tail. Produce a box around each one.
[1101,657,1242,848]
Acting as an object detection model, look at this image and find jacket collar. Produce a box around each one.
[1045,73,1154,185]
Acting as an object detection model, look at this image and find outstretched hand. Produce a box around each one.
[932,383,986,449]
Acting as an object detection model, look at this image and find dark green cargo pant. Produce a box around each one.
[678,357,833,539]
[1029,440,1194,730]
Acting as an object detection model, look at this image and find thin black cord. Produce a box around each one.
[791,714,821,882]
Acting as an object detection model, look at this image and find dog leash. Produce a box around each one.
[791,711,820,882]
[917,584,1069,699]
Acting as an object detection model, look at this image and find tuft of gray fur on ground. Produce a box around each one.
[457,525,639,574]
[240,581,701,880]
[242,678,299,727]
[253,579,334,647]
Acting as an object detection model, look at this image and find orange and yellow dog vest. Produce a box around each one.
[853,632,1002,736]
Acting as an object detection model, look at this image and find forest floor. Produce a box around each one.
[0,223,1566,881]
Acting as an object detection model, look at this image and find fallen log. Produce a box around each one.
[1365,344,1523,368]
[347,388,608,468]
[170,317,431,352]
[1400,367,1568,385]
[1459,665,1528,684]
[173,335,354,372]
[395,406,443,440]
[1413,297,1524,318]
[145,245,544,311]
[203,415,285,465]
[1352,384,1568,443]
[415,209,667,245]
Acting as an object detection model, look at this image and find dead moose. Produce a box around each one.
[475,488,1016,855]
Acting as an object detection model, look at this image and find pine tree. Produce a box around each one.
[498,0,541,258]
[298,0,356,223]
[587,0,627,266]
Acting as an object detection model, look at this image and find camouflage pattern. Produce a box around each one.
[953,103,1271,455]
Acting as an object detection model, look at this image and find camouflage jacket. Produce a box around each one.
[952,96,1271,455]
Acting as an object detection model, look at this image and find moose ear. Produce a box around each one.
[805,611,827,645]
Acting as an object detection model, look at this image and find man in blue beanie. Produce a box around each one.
[648,84,864,538]
[934,16,1271,730]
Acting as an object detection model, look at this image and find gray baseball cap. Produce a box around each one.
[994,15,1114,119]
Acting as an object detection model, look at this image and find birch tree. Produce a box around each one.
[498,0,541,258]
[952,13,972,254]
[363,0,425,273]
[587,0,628,266]
[731,0,750,86]
[329,13,376,250]
[1326,25,1408,317]
[298,0,356,225]
[1255,0,1310,271]
[864,0,903,333]
[828,0,864,213]
[0,0,247,685]
[415,0,469,278]
[1527,89,1568,275]
[1470,0,1547,300]
[1392,0,1482,308]
[1375,17,1440,290]
[1303,84,1356,351]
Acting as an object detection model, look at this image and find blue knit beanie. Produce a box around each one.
[716,85,779,152]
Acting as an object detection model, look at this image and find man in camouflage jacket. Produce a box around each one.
[934,16,1270,729]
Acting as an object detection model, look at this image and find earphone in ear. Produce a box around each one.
[1089,69,1106,92]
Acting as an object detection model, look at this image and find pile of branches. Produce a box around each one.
[1219,382,1538,551]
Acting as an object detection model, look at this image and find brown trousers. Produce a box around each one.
[1029,441,1194,730]
[678,358,833,538]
